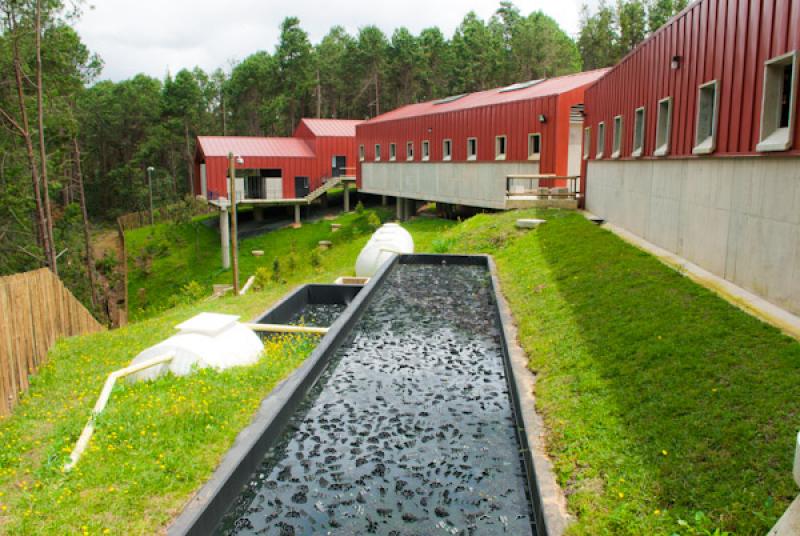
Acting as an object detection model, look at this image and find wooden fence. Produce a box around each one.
[0,269,104,416]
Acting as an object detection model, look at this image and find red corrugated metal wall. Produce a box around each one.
[355,95,564,188]
[584,0,800,161]
[195,134,358,200]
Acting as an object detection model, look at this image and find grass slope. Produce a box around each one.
[0,213,452,535]
[434,209,800,535]
[125,209,453,321]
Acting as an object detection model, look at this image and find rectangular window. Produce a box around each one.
[757,51,798,152]
[422,140,430,161]
[596,122,606,158]
[583,127,591,159]
[632,107,646,157]
[612,115,623,158]
[654,97,673,156]
[406,141,414,161]
[495,135,507,160]
[467,137,478,160]
[359,145,365,162]
[374,144,381,161]
[443,139,452,161]
[528,133,541,160]
[693,80,719,155]
[389,143,397,161]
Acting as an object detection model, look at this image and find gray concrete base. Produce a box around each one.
[769,495,800,535]
[586,157,800,317]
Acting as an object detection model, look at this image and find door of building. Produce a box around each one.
[294,176,310,198]
[332,156,347,177]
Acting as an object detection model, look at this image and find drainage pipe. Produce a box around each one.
[243,323,329,335]
[239,275,256,295]
[64,352,175,471]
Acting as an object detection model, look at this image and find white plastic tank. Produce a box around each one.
[127,313,263,383]
[355,223,415,277]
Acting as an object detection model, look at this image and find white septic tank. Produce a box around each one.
[355,223,414,277]
[127,312,263,383]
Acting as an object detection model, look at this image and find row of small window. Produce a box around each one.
[586,50,798,159]
[359,134,542,162]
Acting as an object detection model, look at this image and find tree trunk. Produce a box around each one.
[74,137,100,312]
[374,71,381,116]
[35,0,58,274]
[316,69,322,118]
[7,9,52,271]
[184,121,194,194]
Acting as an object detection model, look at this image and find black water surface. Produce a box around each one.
[220,263,534,535]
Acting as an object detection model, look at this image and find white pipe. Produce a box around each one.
[243,323,329,335]
[239,275,256,295]
[64,353,175,471]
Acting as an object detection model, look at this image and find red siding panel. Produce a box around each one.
[584,0,800,162]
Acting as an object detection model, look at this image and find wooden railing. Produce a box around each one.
[0,269,104,416]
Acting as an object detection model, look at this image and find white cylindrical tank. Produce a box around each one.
[355,223,414,277]
[127,313,263,383]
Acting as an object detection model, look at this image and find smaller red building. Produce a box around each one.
[194,118,362,201]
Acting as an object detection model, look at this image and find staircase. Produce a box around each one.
[305,174,355,204]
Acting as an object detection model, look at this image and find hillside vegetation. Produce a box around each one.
[0,209,797,535]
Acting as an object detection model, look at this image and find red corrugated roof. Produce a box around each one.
[197,136,315,158]
[298,118,363,137]
[365,69,610,124]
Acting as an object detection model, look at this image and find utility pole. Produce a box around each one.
[146,166,155,225]
[228,153,240,295]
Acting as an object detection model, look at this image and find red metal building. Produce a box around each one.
[194,118,362,201]
[583,0,799,167]
[356,70,608,210]
[582,0,800,316]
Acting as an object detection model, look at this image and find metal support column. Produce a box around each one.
[343,182,350,212]
[294,204,301,225]
[220,205,230,269]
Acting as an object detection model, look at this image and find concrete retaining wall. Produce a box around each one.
[360,161,539,209]
[586,157,800,316]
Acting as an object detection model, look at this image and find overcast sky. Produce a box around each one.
[75,0,584,82]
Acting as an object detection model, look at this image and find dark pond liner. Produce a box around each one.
[168,255,548,536]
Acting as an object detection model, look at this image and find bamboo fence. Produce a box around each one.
[0,269,104,416]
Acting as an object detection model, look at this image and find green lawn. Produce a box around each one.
[433,209,800,535]
[125,206,450,320]
[2,207,798,535]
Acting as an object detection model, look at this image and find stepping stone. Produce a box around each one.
[318,240,333,250]
[251,250,264,257]
[516,219,546,229]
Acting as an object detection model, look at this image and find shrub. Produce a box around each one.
[253,266,271,291]
[271,258,282,283]
[310,249,322,270]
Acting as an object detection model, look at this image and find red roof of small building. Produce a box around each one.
[298,118,363,137]
[365,69,610,124]
[197,136,315,158]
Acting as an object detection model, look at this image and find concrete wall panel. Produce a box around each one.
[587,157,800,315]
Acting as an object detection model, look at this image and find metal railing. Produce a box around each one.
[506,174,581,198]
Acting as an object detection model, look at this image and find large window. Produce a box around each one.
[583,127,591,159]
[443,139,452,161]
[422,140,430,161]
[654,97,672,156]
[374,144,381,161]
[596,122,606,158]
[359,144,365,162]
[389,143,397,161]
[632,107,646,157]
[693,80,719,155]
[406,141,414,161]
[612,115,623,158]
[528,133,541,160]
[495,135,507,160]
[757,50,798,152]
[467,137,478,160]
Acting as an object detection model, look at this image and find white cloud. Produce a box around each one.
[76,0,583,82]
